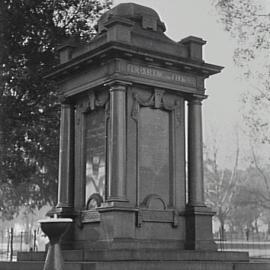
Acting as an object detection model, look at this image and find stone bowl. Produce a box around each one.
[39,218,73,243]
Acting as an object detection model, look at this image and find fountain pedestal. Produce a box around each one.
[39,218,73,270]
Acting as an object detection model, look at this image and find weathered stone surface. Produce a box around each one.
[2,260,270,270]
[0,261,93,270]
[235,263,270,270]
[18,249,249,262]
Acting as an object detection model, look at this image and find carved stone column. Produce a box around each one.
[187,97,205,207]
[57,103,75,212]
[185,95,216,250]
[107,82,128,202]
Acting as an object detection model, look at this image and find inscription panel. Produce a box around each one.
[118,61,197,88]
[139,107,170,205]
[136,209,178,227]
[81,210,101,223]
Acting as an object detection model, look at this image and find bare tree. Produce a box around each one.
[204,136,241,239]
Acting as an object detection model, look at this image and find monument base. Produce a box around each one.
[2,260,270,270]
[185,205,217,250]
[1,249,268,270]
[17,248,249,262]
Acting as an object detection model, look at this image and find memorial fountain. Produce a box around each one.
[1,3,269,270]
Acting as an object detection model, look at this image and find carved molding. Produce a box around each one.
[136,209,178,228]
[80,210,101,224]
[131,89,182,126]
[75,90,110,126]
[87,90,110,114]
[136,194,178,228]
[131,92,154,120]
[141,194,167,210]
[86,193,104,210]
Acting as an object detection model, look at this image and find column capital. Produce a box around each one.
[105,80,132,92]
[187,94,207,105]
[58,94,74,105]
[60,103,74,109]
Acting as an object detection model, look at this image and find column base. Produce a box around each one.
[185,205,216,251]
[47,205,76,218]
[99,201,133,210]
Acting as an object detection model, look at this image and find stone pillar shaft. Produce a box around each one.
[185,96,216,250]
[187,98,204,206]
[108,83,127,202]
[57,103,74,209]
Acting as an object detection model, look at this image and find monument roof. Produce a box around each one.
[97,3,166,33]
[47,3,223,83]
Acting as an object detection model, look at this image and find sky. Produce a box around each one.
[113,0,247,164]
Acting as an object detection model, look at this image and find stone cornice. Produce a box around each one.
[45,41,223,81]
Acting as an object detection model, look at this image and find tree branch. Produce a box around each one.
[62,1,84,30]
[251,147,270,197]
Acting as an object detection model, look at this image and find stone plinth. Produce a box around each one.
[3,250,269,270]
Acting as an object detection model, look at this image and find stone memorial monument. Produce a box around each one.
[51,2,221,252]
[2,3,270,270]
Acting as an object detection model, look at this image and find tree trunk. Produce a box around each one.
[219,218,226,241]
[254,219,259,234]
[0,1,6,182]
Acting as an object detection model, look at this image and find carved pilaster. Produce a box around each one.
[57,102,75,212]
[185,94,216,250]
[107,82,128,202]
[187,96,205,206]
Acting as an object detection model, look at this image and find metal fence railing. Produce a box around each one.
[0,228,47,261]
[2,228,270,261]
[215,232,270,258]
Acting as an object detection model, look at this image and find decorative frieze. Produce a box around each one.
[131,89,182,126]
[122,62,197,88]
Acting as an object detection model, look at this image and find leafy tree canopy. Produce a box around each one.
[213,0,270,144]
[0,0,112,219]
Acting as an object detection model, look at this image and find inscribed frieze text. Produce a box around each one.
[124,63,196,87]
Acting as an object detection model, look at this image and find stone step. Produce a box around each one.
[0,261,88,270]
[17,249,249,262]
[83,249,249,262]
[0,261,270,270]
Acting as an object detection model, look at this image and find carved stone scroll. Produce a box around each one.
[87,90,109,112]
[131,89,182,126]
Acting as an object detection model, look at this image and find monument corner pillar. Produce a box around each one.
[56,101,75,216]
[187,97,205,207]
[185,95,216,251]
[106,81,130,205]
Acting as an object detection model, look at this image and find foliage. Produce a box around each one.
[229,204,261,232]
[214,0,270,67]
[213,0,270,144]
[0,0,112,219]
